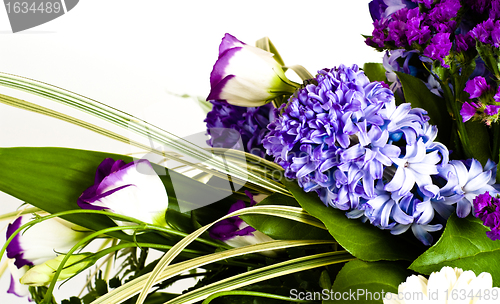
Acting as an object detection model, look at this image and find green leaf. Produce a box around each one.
[327,260,411,304]
[396,72,452,145]
[240,193,332,240]
[464,120,491,166]
[0,147,227,245]
[363,63,387,83]
[410,214,500,286]
[283,179,425,261]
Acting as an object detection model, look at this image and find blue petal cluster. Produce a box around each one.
[263,65,499,245]
[205,100,275,158]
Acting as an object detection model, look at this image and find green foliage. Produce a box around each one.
[363,63,387,83]
[241,193,333,240]
[396,72,452,146]
[464,120,492,166]
[410,214,500,286]
[283,179,425,261]
[328,260,412,304]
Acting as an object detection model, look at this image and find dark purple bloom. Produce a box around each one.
[473,192,500,240]
[423,33,452,66]
[209,192,256,242]
[464,76,491,99]
[78,158,169,226]
[460,102,479,122]
[205,100,275,157]
[455,33,475,52]
[464,0,491,14]
[209,191,275,251]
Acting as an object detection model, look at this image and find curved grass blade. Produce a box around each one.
[135,205,326,304]
[166,251,354,304]
[89,239,335,304]
[0,72,289,195]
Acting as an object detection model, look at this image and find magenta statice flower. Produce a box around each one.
[473,192,500,240]
[485,105,500,116]
[455,33,475,52]
[460,101,479,122]
[464,76,491,99]
[423,33,452,67]
[205,100,275,157]
[470,19,500,46]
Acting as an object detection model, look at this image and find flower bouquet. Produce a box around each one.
[2,1,500,303]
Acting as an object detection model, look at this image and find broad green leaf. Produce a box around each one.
[241,193,332,240]
[327,260,411,304]
[396,72,452,146]
[464,120,491,166]
[0,73,290,196]
[410,214,500,286]
[283,179,425,261]
[363,63,387,83]
[0,147,229,245]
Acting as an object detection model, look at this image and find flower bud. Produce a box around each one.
[20,254,93,286]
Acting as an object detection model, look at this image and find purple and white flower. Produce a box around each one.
[207,33,298,107]
[77,158,169,228]
[438,159,500,218]
[6,259,30,299]
[6,216,90,269]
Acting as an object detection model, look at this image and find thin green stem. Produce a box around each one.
[202,290,315,304]
[1,209,228,263]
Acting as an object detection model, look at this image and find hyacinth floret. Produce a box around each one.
[264,64,453,244]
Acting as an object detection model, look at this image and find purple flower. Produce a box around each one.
[455,33,475,52]
[464,76,491,99]
[423,33,452,67]
[460,101,479,122]
[209,192,275,254]
[438,159,500,218]
[204,100,275,157]
[6,259,30,299]
[385,138,441,198]
[78,158,169,227]
[207,33,298,107]
[485,105,500,116]
[6,216,90,269]
[473,192,500,240]
[263,64,448,244]
[470,19,499,45]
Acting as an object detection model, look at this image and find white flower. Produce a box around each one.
[77,158,169,228]
[6,215,91,268]
[384,266,500,303]
[207,33,298,107]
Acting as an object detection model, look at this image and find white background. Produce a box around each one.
[0,1,383,303]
